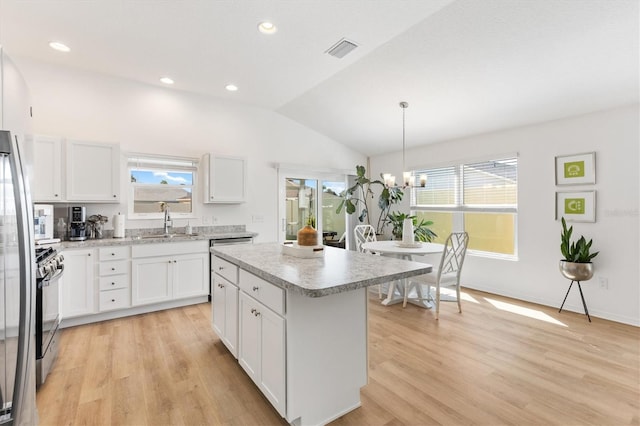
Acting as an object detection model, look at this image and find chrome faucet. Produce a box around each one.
[162,203,172,234]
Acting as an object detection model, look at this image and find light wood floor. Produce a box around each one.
[36,289,639,425]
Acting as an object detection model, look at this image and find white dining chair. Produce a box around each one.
[409,232,469,319]
[353,224,384,298]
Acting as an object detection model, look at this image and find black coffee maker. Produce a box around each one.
[68,206,87,241]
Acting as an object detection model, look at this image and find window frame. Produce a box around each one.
[127,154,199,220]
[410,155,518,259]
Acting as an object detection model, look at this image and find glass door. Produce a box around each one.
[284,178,317,240]
[278,169,347,245]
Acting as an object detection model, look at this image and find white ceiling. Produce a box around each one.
[0,0,637,156]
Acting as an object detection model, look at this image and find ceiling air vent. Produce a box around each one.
[325,38,359,58]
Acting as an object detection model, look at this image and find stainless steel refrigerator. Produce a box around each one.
[0,48,38,425]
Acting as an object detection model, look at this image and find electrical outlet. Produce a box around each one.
[212,216,219,224]
[598,276,609,289]
[252,214,264,223]
[202,216,210,225]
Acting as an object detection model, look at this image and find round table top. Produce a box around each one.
[361,240,444,256]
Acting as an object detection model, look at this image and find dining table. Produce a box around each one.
[361,240,444,308]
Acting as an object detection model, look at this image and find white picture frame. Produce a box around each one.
[556,191,596,222]
[555,152,596,185]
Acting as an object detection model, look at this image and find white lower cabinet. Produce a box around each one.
[212,273,239,358]
[98,246,131,312]
[214,262,369,425]
[173,253,208,299]
[238,292,286,417]
[131,242,208,306]
[61,249,96,318]
[132,256,173,305]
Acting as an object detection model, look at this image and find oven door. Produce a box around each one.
[36,266,63,359]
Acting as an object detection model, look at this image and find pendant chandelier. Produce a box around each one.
[382,101,427,188]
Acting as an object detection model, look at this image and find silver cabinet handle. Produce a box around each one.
[218,266,224,270]
[254,311,260,317]
[252,286,259,291]
[250,308,256,314]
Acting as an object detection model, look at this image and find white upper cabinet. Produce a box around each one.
[32,135,63,202]
[66,139,120,202]
[203,153,246,203]
[31,136,120,203]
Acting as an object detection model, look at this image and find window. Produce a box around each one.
[128,155,197,218]
[411,156,518,257]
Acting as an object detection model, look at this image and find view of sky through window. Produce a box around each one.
[131,170,193,185]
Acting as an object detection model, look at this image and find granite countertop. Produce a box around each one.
[61,225,257,249]
[211,242,432,297]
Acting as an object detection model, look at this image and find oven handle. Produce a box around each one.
[39,264,64,288]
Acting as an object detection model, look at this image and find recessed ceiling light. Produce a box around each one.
[160,77,174,85]
[49,41,70,52]
[225,84,238,92]
[258,21,277,34]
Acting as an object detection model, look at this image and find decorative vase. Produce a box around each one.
[559,260,594,281]
[402,218,414,243]
[297,225,318,246]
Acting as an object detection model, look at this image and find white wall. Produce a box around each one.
[370,105,639,325]
[16,57,366,242]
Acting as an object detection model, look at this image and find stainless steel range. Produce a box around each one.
[35,246,64,387]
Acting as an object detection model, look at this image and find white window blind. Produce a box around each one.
[412,166,457,207]
[412,157,517,212]
[463,158,517,209]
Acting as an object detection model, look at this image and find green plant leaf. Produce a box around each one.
[345,199,356,215]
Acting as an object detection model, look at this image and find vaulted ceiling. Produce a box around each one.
[0,0,637,156]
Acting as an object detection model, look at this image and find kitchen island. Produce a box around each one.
[211,242,431,426]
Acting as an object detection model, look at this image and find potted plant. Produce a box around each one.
[336,165,404,235]
[387,211,437,242]
[559,217,599,281]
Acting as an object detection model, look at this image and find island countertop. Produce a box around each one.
[211,242,432,297]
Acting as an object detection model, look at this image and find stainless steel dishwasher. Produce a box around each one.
[209,237,253,300]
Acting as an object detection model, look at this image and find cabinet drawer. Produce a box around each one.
[99,274,130,291]
[99,260,129,276]
[239,270,284,315]
[99,288,130,311]
[212,255,238,284]
[99,246,130,261]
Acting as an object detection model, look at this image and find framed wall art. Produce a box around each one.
[556,190,596,222]
[555,152,596,185]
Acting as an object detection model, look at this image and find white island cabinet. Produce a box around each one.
[211,255,239,358]
[211,243,431,426]
[238,271,286,416]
